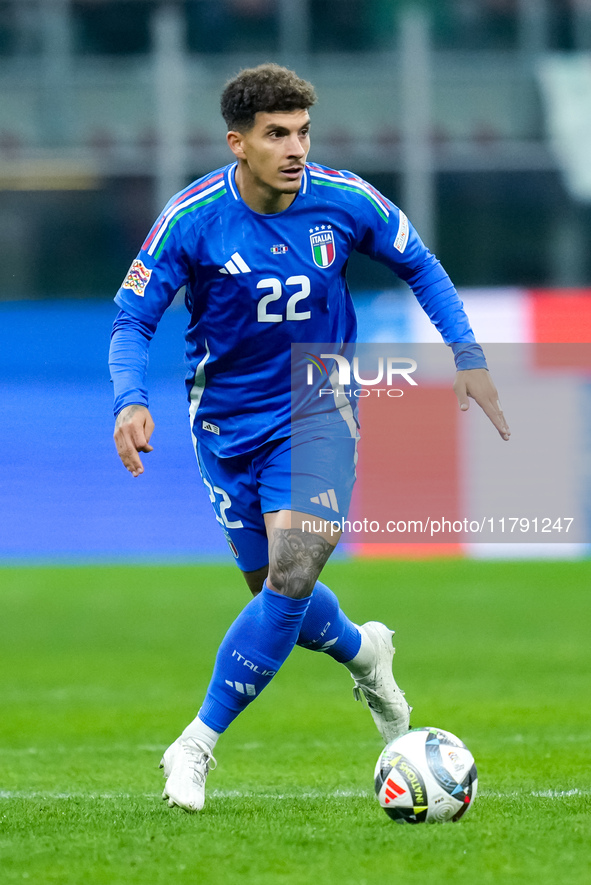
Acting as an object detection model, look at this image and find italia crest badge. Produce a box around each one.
[310,225,335,268]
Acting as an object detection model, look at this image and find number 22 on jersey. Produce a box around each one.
[256,275,311,323]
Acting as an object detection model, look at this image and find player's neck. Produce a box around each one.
[235,165,298,215]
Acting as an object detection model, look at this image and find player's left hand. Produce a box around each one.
[453,369,510,441]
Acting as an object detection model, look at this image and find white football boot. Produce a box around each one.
[351,621,412,743]
[160,736,217,812]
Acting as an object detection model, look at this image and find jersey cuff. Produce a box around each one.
[451,342,488,371]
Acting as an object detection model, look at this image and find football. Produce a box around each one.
[374,727,478,824]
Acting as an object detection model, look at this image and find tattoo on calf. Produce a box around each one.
[268,528,333,598]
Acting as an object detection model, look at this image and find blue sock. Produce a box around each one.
[199,581,311,733]
[297,581,361,663]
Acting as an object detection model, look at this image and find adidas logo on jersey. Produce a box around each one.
[219,252,251,275]
[310,489,339,512]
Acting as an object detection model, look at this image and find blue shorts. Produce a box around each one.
[195,421,358,572]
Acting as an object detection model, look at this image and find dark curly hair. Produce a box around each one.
[221,64,317,131]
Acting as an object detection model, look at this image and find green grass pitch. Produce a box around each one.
[1,559,589,884]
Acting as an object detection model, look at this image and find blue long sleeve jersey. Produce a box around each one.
[110,162,486,458]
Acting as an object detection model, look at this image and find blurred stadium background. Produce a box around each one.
[2,0,591,561]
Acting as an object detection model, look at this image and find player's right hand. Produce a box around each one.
[113,404,155,477]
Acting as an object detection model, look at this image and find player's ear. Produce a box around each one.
[227,130,246,160]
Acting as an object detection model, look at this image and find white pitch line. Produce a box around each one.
[1,789,589,801]
[478,789,590,799]
[0,791,155,800]
[0,746,162,756]
[0,789,372,801]
[0,741,351,755]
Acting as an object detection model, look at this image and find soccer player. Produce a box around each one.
[109,64,510,813]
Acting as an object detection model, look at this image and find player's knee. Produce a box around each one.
[267,528,333,599]
[267,565,317,599]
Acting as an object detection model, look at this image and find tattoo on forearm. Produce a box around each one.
[115,404,144,429]
[268,528,333,598]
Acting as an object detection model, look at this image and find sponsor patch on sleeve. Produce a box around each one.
[122,259,152,297]
[393,210,409,253]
